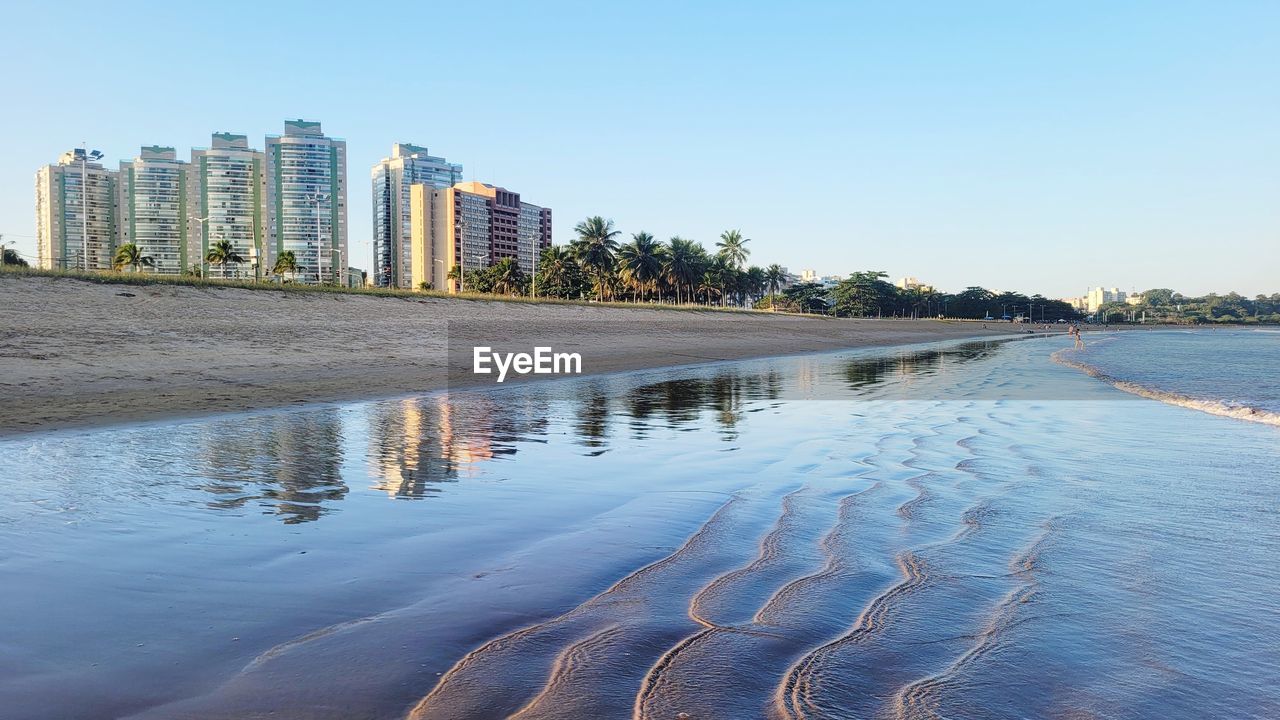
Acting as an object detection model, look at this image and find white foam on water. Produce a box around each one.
[1053,348,1280,428]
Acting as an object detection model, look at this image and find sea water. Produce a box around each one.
[0,333,1276,719]
[1057,327,1280,425]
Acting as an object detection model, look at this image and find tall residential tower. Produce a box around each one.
[265,120,348,285]
[35,149,118,271]
[371,144,462,288]
[189,133,267,279]
[117,146,190,275]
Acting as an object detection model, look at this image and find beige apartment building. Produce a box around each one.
[409,181,551,292]
[35,149,118,271]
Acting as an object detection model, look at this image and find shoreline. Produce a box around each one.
[1,275,1068,436]
[6,333,1047,442]
[1052,343,1280,427]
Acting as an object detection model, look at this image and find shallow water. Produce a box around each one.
[1058,327,1280,425]
[1,335,1277,719]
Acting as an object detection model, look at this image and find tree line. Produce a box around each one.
[444,218,787,307]
[783,278,1083,321]
[452,216,1084,321]
[1098,289,1280,324]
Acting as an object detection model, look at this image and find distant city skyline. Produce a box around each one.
[2,1,1277,297]
[31,121,351,285]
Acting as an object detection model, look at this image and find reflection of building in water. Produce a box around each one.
[367,398,458,498]
[794,358,819,394]
[366,394,550,498]
[436,398,498,467]
[195,410,348,524]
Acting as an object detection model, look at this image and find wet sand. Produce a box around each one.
[0,275,1035,434]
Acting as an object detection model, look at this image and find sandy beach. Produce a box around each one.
[0,275,1038,434]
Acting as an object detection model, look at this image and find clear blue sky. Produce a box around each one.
[2,0,1276,298]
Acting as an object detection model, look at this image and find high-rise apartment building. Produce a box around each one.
[117,146,190,275]
[190,132,267,279]
[409,181,551,292]
[371,143,462,288]
[895,276,933,292]
[1085,287,1127,313]
[35,149,118,271]
[265,120,347,285]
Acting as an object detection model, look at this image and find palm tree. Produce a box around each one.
[616,231,667,302]
[571,216,621,300]
[206,239,245,279]
[648,241,672,301]
[700,255,735,306]
[764,264,786,310]
[765,264,786,294]
[272,250,298,283]
[698,271,722,306]
[715,229,751,269]
[536,245,579,298]
[491,257,524,295]
[112,243,155,273]
[907,287,929,318]
[744,266,766,307]
[664,237,703,305]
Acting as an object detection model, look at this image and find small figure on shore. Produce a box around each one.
[1069,324,1085,350]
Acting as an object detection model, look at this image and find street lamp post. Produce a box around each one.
[459,247,467,293]
[192,216,210,277]
[212,233,225,278]
[331,247,343,286]
[458,249,486,294]
[434,258,445,291]
[78,147,104,270]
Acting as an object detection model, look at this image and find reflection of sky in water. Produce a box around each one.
[0,339,1007,526]
[42,339,1004,524]
[1,336,1278,720]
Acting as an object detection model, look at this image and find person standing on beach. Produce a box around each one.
[1069,324,1085,350]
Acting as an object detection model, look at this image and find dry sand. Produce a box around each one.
[0,276,1038,434]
